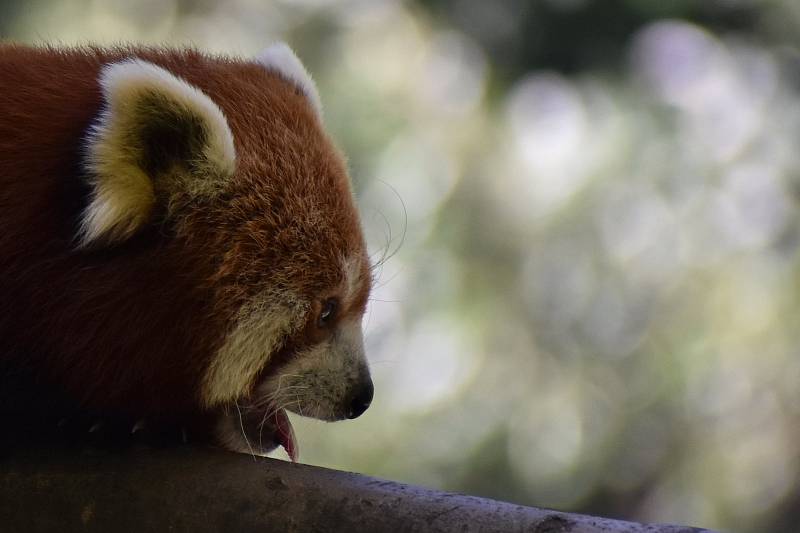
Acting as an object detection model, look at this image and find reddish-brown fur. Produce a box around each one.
[0,44,370,431]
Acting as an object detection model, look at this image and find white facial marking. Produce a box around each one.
[201,300,303,408]
[255,318,369,421]
[342,255,363,303]
[81,59,236,246]
[256,42,323,118]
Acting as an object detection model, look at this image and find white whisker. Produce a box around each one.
[234,399,257,461]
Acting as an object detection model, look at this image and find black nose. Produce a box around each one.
[346,378,374,419]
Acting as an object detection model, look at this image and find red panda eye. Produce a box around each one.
[318,298,338,328]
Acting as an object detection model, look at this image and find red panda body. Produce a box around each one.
[0,44,373,459]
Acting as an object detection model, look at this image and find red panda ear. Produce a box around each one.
[256,43,323,119]
[80,59,236,247]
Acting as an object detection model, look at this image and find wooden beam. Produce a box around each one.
[0,444,716,532]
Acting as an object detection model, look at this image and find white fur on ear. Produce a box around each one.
[81,59,236,247]
[256,43,322,117]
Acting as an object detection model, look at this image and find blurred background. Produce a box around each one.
[4,1,800,531]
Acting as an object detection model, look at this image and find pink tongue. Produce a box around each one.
[274,409,298,462]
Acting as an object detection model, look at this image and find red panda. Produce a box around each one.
[0,43,374,461]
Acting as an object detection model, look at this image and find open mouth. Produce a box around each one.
[272,407,298,462]
[222,402,299,462]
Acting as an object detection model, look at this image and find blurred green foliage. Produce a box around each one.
[4,1,800,531]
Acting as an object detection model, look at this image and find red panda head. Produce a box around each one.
[78,44,373,460]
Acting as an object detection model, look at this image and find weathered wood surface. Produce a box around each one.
[0,443,716,533]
